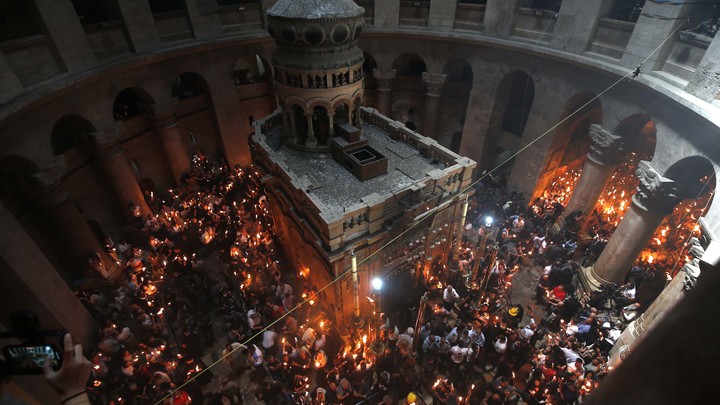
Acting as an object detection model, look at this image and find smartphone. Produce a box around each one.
[2,344,62,375]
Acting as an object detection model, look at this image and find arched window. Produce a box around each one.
[113,88,155,121]
[172,72,208,100]
[51,115,96,156]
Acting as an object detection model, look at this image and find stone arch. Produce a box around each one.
[363,52,377,78]
[500,70,534,137]
[171,71,208,100]
[549,91,602,166]
[332,97,353,124]
[530,91,602,200]
[614,113,657,159]
[232,54,271,85]
[442,59,473,85]
[284,97,308,114]
[312,105,330,145]
[306,98,332,111]
[392,53,427,77]
[113,87,155,121]
[0,155,41,216]
[664,156,716,201]
[51,115,96,156]
[138,177,157,203]
[477,70,536,173]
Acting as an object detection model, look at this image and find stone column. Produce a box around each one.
[116,0,161,53]
[550,125,625,235]
[484,0,519,39]
[186,0,224,40]
[0,50,23,103]
[94,124,152,221]
[550,0,606,53]
[686,33,720,102]
[582,161,681,290]
[305,113,317,147]
[429,0,458,31]
[620,0,697,70]
[355,103,363,128]
[328,109,335,137]
[149,102,191,184]
[373,69,396,118]
[32,161,108,274]
[458,75,499,169]
[609,239,705,366]
[33,0,96,72]
[289,110,300,143]
[0,202,97,347]
[583,241,720,405]
[422,72,447,140]
[375,0,400,28]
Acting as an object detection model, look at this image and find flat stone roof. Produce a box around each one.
[260,123,445,215]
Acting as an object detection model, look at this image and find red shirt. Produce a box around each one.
[551,286,566,301]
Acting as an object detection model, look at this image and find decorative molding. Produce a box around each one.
[632,161,681,214]
[682,258,702,291]
[373,68,396,91]
[421,72,447,97]
[31,159,69,207]
[587,124,625,166]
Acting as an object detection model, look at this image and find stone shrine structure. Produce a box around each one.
[251,0,475,327]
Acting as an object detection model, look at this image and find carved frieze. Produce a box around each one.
[31,159,69,207]
[373,68,396,91]
[682,258,701,291]
[422,72,447,97]
[587,124,626,166]
[632,161,681,214]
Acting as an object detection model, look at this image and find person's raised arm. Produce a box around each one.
[43,333,92,405]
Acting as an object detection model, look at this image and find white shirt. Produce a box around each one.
[443,286,459,303]
[262,329,277,349]
[494,338,507,353]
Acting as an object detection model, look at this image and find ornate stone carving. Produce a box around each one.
[422,72,447,97]
[682,258,702,291]
[587,124,626,166]
[373,68,396,91]
[687,236,706,259]
[632,161,681,214]
[679,237,706,291]
[31,159,69,207]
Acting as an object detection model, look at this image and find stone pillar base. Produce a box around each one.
[578,265,615,292]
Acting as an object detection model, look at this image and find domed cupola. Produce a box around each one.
[266,0,366,152]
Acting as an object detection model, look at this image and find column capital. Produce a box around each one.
[373,68,396,91]
[147,101,179,129]
[31,160,69,207]
[587,124,626,166]
[632,161,681,214]
[682,258,702,291]
[422,72,447,97]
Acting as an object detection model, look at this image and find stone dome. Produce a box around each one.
[267,0,364,20]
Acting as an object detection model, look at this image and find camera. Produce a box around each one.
[0,311,65,375]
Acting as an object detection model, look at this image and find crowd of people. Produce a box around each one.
[71,154,676,405]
